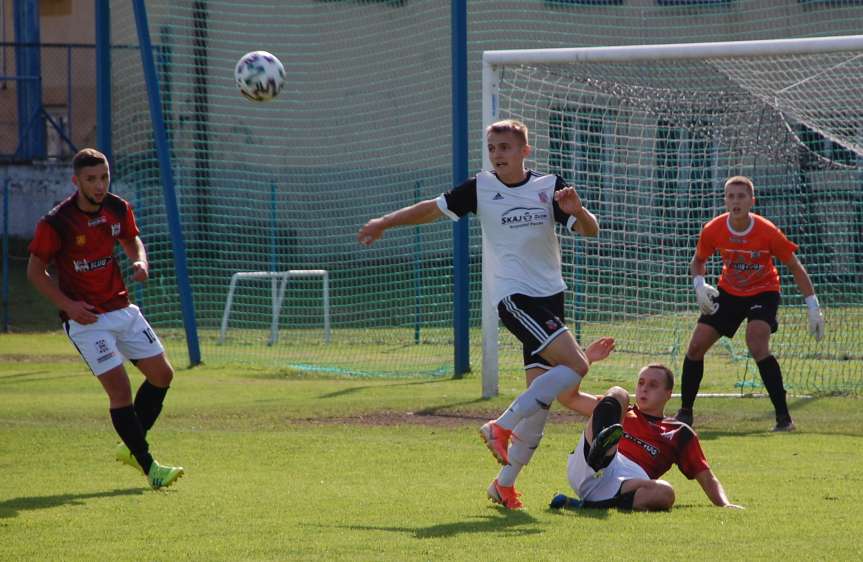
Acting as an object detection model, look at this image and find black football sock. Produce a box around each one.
[590,395,623,441]
[680,356,704,411]
[756,355,790,420]
[583,396,623,470]
[110,405,154,473]
[134,380,169,435]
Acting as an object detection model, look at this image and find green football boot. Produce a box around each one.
[148,460,185,490]
[114,443,142,472]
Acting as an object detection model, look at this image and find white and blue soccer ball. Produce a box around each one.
[234,51,285,102]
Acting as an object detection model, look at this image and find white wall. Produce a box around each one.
[1,162,74,237]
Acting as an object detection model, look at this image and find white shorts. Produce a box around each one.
[64,304,165,376]
[567,432,649,502]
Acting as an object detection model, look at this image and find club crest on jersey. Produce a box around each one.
[75,235,86,246]
[538,191,549,203]
[111,223,121,237]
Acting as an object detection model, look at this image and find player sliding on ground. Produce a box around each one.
[551,337,743,511]
[27,148,184,490]
[358,119,599,509]
[676,176,825,431]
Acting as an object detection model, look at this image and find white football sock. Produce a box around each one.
[497,408,550,487]
[495,365,581,429]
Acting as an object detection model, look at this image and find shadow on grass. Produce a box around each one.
[0,488,147,519]
[546,506,612,519]
[320,507,543,538]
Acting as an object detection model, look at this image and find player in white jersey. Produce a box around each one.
[358,119,599,509]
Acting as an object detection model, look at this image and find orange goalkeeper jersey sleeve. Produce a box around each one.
[695,213,798,297]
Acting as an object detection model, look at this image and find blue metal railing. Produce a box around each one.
[0,42,95,160]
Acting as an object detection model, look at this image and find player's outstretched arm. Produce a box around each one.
[554,187,599,237]
[26,254,98,324]
[694,469,744,509]
[119,236,149,283]
[783,254,824,341]
[358,199,443,246]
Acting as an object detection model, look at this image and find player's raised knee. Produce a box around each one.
[605,386,629,409]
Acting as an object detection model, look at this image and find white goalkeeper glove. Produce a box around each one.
[693,276,719,315]
[806,295,825,341]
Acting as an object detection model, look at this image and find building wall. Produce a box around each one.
[0,0,97,157]
[2,161,73,237]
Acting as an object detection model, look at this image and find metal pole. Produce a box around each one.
[2,177,9,332]
[95,0,111,161]
[451,0,469,376]
[13,0,44,159]
[414,180,422,345]
[131,0,201,366]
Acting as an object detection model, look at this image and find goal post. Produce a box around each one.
[481,35,863,397]
[219,270,331,346]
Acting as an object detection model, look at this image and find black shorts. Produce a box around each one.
[498,292,569,370]
[698,288,780,338]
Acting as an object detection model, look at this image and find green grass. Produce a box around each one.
[2,333,862,560]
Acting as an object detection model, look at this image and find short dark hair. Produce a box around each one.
[72,148,108,174]
[644,363,674,390]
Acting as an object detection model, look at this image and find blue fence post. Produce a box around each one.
[66,45,72,145]
[95,0,112,161]
[2,177,9,333]
[270,181,277,273]
[131,0,201,366]
[451,0,469,377]
[414,180,422,345]
[13,0,45,160]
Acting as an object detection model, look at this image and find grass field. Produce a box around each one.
[2,332,862,561]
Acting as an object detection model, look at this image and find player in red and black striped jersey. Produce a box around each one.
[27,148,184,489]
[552,337,742,511]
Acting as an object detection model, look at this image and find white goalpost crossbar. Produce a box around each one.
[218,270,331,346]
[480,34,863,398]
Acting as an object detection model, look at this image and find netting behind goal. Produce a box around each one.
[485,39,863,394]
[108,1,458,377]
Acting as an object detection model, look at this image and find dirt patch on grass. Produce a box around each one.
[293,409,589,428]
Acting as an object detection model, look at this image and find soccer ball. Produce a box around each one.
[234,51,285,102]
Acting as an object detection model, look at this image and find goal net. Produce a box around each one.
[107,1,458,377]
[482,36,863,396]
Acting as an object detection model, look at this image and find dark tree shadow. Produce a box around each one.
[0,488,147,519]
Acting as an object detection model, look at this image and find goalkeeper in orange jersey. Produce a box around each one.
[675,175,825,431]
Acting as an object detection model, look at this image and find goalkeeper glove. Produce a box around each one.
[805,295,825,341]
[693,276,719,315]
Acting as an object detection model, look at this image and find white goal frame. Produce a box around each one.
[480,34,863,398]
[218,270,331,346]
